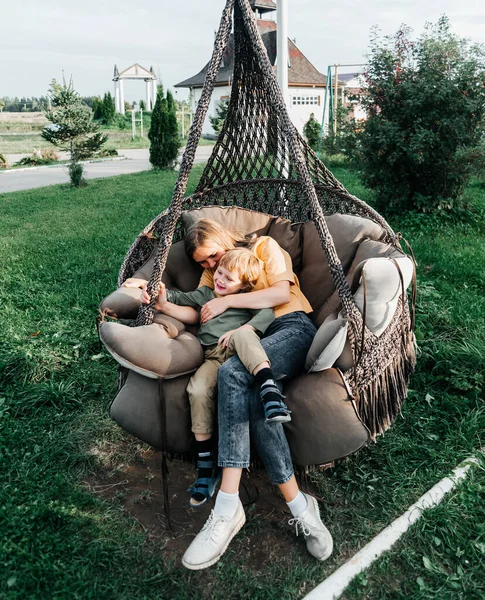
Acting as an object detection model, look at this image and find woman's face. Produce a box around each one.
[192,244,226,270]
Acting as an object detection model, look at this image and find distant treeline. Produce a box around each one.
[0,96,98,112]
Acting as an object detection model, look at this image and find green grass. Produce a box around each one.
[1,167,484,599]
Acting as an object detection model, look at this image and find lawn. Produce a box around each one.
[0,165,483,599]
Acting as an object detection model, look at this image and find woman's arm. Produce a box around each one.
[200,281,290,323]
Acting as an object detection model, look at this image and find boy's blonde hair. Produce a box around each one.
[218,248,262,291]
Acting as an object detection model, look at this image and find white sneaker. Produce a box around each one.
[182,500,246,570]
[288,493,333,561]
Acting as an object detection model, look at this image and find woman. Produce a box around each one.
[129,219,333,569]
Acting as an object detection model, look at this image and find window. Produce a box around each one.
[291,95,320,106]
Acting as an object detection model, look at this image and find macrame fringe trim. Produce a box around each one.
[358,332,417,440]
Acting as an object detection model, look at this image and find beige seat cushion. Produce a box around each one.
[110,370,193,454]
[284,369,369,466]
[299,216,386,322]
[99,319,204,379]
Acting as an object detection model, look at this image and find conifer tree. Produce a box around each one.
[42,78,108,187]
[101,92,116,125]
[209,99,229,134]
[166,90,181,165]
[148,86,181,169]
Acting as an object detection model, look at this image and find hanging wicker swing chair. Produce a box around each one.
[98,0,417,472]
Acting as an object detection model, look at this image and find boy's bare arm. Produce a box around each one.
[140,282,199,325]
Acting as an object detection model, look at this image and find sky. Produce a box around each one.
[1,0,483,103]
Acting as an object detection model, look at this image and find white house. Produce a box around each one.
[175,0,333,135]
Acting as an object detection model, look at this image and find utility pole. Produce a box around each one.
[277,0,289,108]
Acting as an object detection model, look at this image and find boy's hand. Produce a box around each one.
[218,329,237,349]
[218,324,255,349]
[140,282,168,311]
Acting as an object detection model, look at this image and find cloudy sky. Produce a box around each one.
[1,0,483,102]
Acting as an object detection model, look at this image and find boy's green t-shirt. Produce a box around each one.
[166,286,274,346]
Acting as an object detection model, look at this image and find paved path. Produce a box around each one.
[0,147,213,194]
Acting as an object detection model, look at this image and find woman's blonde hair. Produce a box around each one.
[184,218,254,258]
[218,248,262,291]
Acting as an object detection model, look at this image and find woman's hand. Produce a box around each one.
[122,277,148,289]
[200,296,230,323]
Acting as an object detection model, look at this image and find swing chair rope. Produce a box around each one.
[135,0,236,327]
[235,0,360,323]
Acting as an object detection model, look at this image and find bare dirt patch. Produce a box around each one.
[83,442,306,565]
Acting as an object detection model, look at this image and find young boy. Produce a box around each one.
[153,248,290,505]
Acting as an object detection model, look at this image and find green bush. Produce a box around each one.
[303,113,321,150]
[14,155,54,167]
[356,17,485,213]
[0,153,7,168]
[68,161,85,187]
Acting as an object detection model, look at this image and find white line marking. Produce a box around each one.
[304,452,483,600]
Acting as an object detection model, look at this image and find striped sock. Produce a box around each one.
[255,368,290,422]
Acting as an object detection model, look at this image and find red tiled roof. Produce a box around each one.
[175,20,326,88]
[250,0,277,11]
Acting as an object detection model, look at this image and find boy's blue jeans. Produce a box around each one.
[217,311,317,484]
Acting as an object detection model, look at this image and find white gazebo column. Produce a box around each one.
[119,79,125,115]
[152,80,157,108]
[145,80,152,111]
[114,81,120,113]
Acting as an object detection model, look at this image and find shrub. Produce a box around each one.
[0,153,7,168]
[356,17,485,213]
[303,113,321,150]
[14,154,54,167]
[40,147,60,161]
[209,99,229,135]
[68,161,85,187]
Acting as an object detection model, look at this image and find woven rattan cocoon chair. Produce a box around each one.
[100,0,416,468]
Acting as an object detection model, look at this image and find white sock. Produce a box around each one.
[214,490,239,519]
[287,491,308,517]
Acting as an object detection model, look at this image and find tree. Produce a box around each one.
[101,92,116,125]
[92,96,103,120]
[355,17,485,213]
[139,99,146,111]
[165,90,181,164]
[0,100,5,112]
[303,113,321,150]
[148,85,181,169]
[42,78,108,187]
[209,99,229,134]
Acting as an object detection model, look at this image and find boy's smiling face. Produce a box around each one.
[213,265,245,297]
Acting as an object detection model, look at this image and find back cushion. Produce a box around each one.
[132,240,202,292]
[182,205,274,236]
[314,237,406,326]
[299,215,386,320]
[182,205,304,272]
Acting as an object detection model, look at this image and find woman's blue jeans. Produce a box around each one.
[217,311,316,484]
